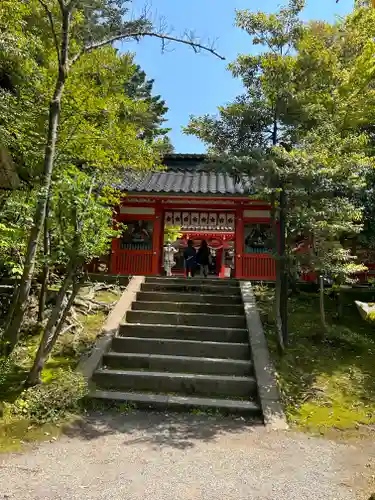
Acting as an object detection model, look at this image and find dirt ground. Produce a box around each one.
[0,411,375,500]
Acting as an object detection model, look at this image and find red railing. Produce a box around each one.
[241,254,276,280]
[112,251,153,275]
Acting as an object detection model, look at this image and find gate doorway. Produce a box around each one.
[163,232,235,278]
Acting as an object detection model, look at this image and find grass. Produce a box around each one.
[0,283,122,452]
[0,419,63,453]
[254,285,375,439]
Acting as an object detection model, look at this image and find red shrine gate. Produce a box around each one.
[111,195,277,280]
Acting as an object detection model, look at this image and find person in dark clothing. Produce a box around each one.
[197,240,211,278]
[183,239,196,278]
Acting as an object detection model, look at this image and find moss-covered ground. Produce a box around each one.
[254,285,375,440]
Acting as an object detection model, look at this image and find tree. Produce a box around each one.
[186,0,375,340]
[288,7,375,328]
[2,35,187,377]
[35,46,168,324]
[124,64,170,145]
[0,2,47,182]
[186,0,306,347]
[26,167,119,384]
[2,0,223,356]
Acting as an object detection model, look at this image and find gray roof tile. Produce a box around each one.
[120,155,255,195]
[120,168,255,195]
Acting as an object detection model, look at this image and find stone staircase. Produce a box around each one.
[90,277,262,417]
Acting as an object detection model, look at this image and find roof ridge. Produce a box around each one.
[120,163,255,196]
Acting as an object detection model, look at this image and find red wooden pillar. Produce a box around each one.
[152,203,163,275]
[235,207,244,278]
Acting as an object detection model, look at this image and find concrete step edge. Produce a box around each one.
[90,390,262,414]
[119,323,247,333]
[137,293,242,302]
[133,301,243,307]
[143,285,240,290]
[145,281,239,287]
[94,368,254,383]
[143,281,239,286]
[145,278,239,282]
[115,336,249,348]
[104,352,251,366]
[128,310,245,319]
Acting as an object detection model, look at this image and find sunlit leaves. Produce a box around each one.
[186,0,375,282]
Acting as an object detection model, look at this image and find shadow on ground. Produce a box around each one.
[62,410,263,450]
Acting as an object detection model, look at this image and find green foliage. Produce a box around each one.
[186,1,375,284]
[59,47,164,174]
[164,226,183,243]
[51,167,119,266]
[186,0,305,153]
[0,353,16,397]
[0,0,169,185]
[124,64,170,144]
[0,190,36,276]
[0,0,170,282]
[11,369,87,424]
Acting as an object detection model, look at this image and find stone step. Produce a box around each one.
[90,390,262,417]
[137,291,243,305]
[141,282,241,295]
[92,369,257,398]
[119,324,248,343]
[145,277,239,287]
[102,352,253,376]
[131,301,244,316]
[111,336,250,359]
[126,310,246,329]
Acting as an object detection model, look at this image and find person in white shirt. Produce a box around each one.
[163,242,178,276]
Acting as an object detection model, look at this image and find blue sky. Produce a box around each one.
[123,0,353,153]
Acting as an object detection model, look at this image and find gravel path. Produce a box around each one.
[0,412,374,500]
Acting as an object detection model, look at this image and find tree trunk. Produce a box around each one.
[279,188,288,346]
[38,206,51,323]
[271,194,284,352]
[274,271,284,351]
[2,4,72,355]
[2,283,20,338]
[2,64,69,356]
[51,273,83,343]
[26,264,75,386]
[319,274,327,333]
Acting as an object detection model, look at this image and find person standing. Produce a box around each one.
[163,242,178,277]
[197,240,211,278]
[183,239,196,278]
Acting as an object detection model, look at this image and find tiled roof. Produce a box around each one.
[120,154,255,195]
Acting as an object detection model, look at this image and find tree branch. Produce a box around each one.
[70,30,225,66]
[57,0,68,10]
[37,0,61,66]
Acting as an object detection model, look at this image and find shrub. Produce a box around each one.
[0,350,22,400]
[11,369,87,424]
[0,355,14,390]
